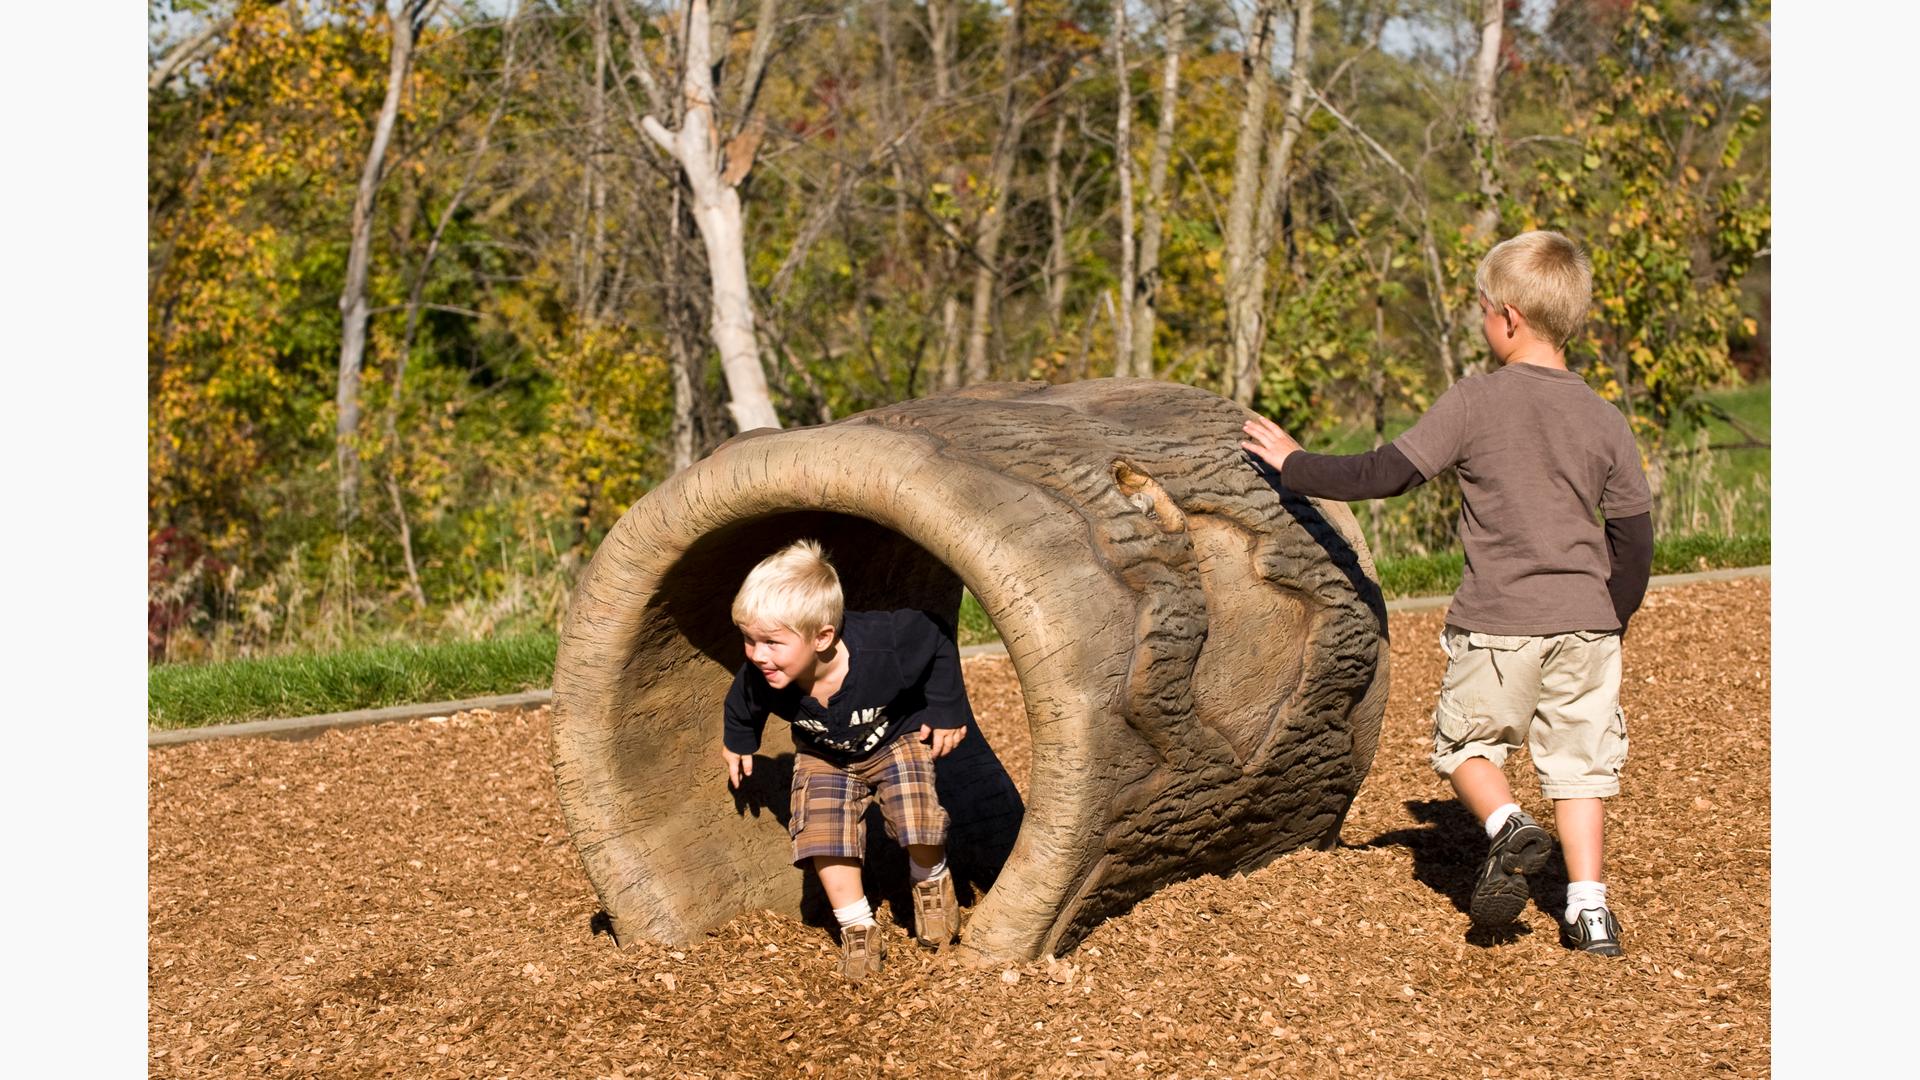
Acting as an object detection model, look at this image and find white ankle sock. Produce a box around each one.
[833,898,877,929]
[1565,880,1607,924]
[908,853,949,884]
[1483,802,1523,839]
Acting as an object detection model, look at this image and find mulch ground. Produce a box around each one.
[149,577,1770,1079]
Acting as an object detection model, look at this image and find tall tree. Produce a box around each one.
[642,0,783,432]
[961,0,1029,385]
[1222,0,1277,406]
[1130,0,1187,379]
[1111,0,1137,372]
[1466,0,1506,239]
[1246,0,1314,393]
[336,0,439,526]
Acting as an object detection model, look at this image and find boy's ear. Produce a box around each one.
[1503,304,1525,337]
[812,624,838,653]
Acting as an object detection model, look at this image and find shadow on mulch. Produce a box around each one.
[1362,798,1572,946]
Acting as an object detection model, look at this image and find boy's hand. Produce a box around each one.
[1241,415,1303,474]
[722,748,753,789]
[919,724,967,758]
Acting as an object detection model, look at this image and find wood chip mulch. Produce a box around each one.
[150,577,1770,1078]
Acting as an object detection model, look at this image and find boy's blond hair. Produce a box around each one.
[732,539,844,638]
[1475,230,1593,349]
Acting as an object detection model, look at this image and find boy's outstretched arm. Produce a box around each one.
[1605,512,1655,633]
[1241,415,1427,501]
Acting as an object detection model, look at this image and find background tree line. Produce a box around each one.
[148,0,1771,661]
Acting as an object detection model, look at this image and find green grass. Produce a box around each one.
[153,530,1767,729]
[1372,530,1769,601]
[958,591,997,647]
[149,632,558,730]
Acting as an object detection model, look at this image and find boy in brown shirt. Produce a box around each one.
[1241,231,1654,955]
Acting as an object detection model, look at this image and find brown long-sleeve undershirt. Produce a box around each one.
[1252,444,1654,630]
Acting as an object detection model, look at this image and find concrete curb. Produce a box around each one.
[149,564,1769,748]
[148,691,554,748]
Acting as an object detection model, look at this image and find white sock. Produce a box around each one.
[908,852,949,884]
[1483,802,1523,838]
[832,898,877,929]
[1565,880,1607,924]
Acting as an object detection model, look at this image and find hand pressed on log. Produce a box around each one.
[1240,414,1304,474]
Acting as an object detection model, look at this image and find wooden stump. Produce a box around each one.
[551,379,1389,963]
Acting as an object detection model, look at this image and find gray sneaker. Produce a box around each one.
[1469,810,1552,927]
[838,923,887,981]
[1562,905,1625,956]
[911,873,960,948]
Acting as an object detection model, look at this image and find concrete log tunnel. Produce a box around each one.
[550,379,1391,964]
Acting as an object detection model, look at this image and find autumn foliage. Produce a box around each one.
[147,0,1769,660]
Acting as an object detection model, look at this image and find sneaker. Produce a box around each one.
[911,873,960,947]
[1562,905,1625,956]
[1469,810,1552,927]
[839,923,886,981]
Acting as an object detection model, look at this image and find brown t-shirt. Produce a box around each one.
[1393,362,1652,635]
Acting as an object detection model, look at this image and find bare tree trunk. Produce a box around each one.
[1131,0,1188,380]
[1112,0,1137,374]
[336,0,435,527]
[581,0,610,325]
[1467,0,1505,240]
[1251,0,1314,302]
[963,1,1027,384]
[927,0,953,102]
[1368,242,1390,536]
[380,1,524,610]
[643,0,781,432]
[149,12,237,93]
[1234,0,1314,406]
[1043,109,1070,337]
[938,277,963,389]
[667,187,702,472]
[1222,1,1278,406]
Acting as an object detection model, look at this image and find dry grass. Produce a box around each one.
[150,578,1770,1078]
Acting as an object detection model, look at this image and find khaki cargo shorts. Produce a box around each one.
[1430,626,1628,799]
[789,733,949,866]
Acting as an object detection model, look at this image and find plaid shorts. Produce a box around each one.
[789,733,949,866]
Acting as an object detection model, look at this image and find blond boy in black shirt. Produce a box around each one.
[723,540,971,979]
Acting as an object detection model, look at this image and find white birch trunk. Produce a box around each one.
[1222,1,1278,406]
[644,0,781,433]
[1044,110,1070,337]
[336,0,433,526]
[1467,0,1506,240]
[1252,0,1313,285]
[963,0,1026,385]
[1131,0,1187,380]
[1112,0,1137,375]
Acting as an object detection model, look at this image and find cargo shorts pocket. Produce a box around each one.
[1602,705,1630,775]
[1432,693,1498,755]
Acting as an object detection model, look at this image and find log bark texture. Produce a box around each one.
[551,379,1389,963]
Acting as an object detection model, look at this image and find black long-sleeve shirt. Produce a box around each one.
[1257,444,1655,630]
[723,609,973,762]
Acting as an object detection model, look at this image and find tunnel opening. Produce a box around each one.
[640,509,1030,934]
